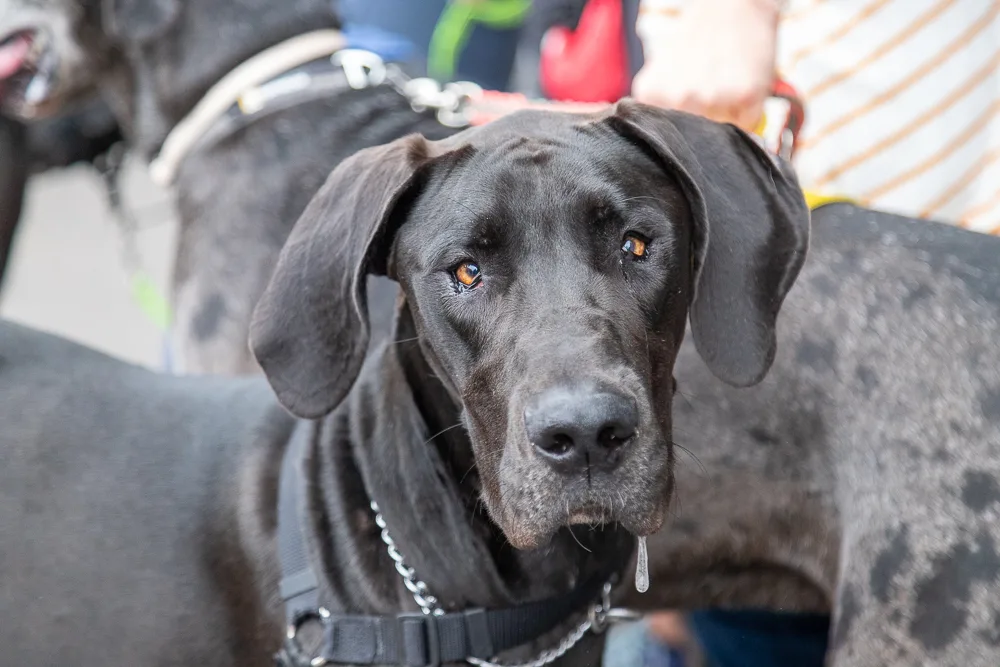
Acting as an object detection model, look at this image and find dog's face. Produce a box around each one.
[0,0,98,117]
[392,133,688,547]
[251,101,810,550]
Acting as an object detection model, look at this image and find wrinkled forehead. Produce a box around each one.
[400,131,686,265]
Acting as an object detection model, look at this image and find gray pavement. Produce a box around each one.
[0,157,177,369]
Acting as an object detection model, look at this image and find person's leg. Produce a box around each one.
[686,610,830,667]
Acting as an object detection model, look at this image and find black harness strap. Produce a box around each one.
[278,427,320,625]
[275,436,624,666]
[313,567,610,665]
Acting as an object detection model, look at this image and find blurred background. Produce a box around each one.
[0,158,173,367]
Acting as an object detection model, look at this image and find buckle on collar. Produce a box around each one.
[398,613,440,667]
[282,607,332,667]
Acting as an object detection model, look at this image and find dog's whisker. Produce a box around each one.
[389,335,422,346]
[619,195,670,209]
[672,440,706,475]
[459,461,478,485]
[440,194,488,221]
[673,388,701,411]
[422,422,463,446]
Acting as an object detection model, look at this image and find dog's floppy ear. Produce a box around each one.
[103,0,180,43]
[250,135,447,419]
[608,99,809,386]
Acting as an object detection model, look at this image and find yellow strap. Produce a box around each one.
[803,190,855,210]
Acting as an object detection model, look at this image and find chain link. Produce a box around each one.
[371,500,445,617]
[466,617,594,667]
[331,49,481,128]
[370,501,620,667]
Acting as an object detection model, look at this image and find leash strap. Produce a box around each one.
[277,428,320,624]
[275,437,621,666]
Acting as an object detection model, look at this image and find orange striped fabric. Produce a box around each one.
[637,0,1000,231]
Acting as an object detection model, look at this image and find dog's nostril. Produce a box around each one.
[537,432,575,456]
[597,425,635,449]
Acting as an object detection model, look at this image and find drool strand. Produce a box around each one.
[635,535,649,593]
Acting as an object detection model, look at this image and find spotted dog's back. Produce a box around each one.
[640,204,1000,667]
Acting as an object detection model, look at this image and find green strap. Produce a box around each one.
[427,0,532,82]
[131,272,172,331]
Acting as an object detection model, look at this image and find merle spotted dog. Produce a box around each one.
[627,203,1000,666]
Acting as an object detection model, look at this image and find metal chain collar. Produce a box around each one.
[370,501,636,667]
[331,49,481,128]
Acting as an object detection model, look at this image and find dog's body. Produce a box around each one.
[627,204,1000,666]
[0,292,622,666]
[168,86,453,373]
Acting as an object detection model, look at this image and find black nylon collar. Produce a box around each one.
[274,427,627,667]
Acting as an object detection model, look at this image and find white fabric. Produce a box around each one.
[638,0,1000,231]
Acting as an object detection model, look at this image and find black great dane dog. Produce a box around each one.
[0,103,808,666]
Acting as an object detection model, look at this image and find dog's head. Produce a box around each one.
[0,0,104,117]
[0,0,180,118]
[251,101,809,549]
[0,0,334,147]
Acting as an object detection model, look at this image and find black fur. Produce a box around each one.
[0,104,808,666]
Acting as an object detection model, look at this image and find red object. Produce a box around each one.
[538,0,631,104]
[466,90,610,126]
[769,78,807,158]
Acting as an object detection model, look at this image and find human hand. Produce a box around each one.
[632,0,781,132]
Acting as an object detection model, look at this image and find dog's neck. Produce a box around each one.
[298,304,631,655]
[99,0,337,157]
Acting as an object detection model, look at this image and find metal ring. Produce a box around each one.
[587,583,613,634]
[285,607,331,666]
[331,49,387,90]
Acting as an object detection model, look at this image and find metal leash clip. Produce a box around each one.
[331,49,388,90]
[330,48,483,128]
[280,607,331,667]
[588,582,643,635]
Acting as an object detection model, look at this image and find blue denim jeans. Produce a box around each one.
[687,610,830,667]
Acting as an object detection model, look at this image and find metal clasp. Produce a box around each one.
[587,583,643,634]
[331,49,388,90]
[285,607,331,667]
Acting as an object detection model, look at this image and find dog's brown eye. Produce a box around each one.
[621,234,648,259]
[454,262,482,288]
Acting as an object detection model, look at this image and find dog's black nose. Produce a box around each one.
[524,387,638,472]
